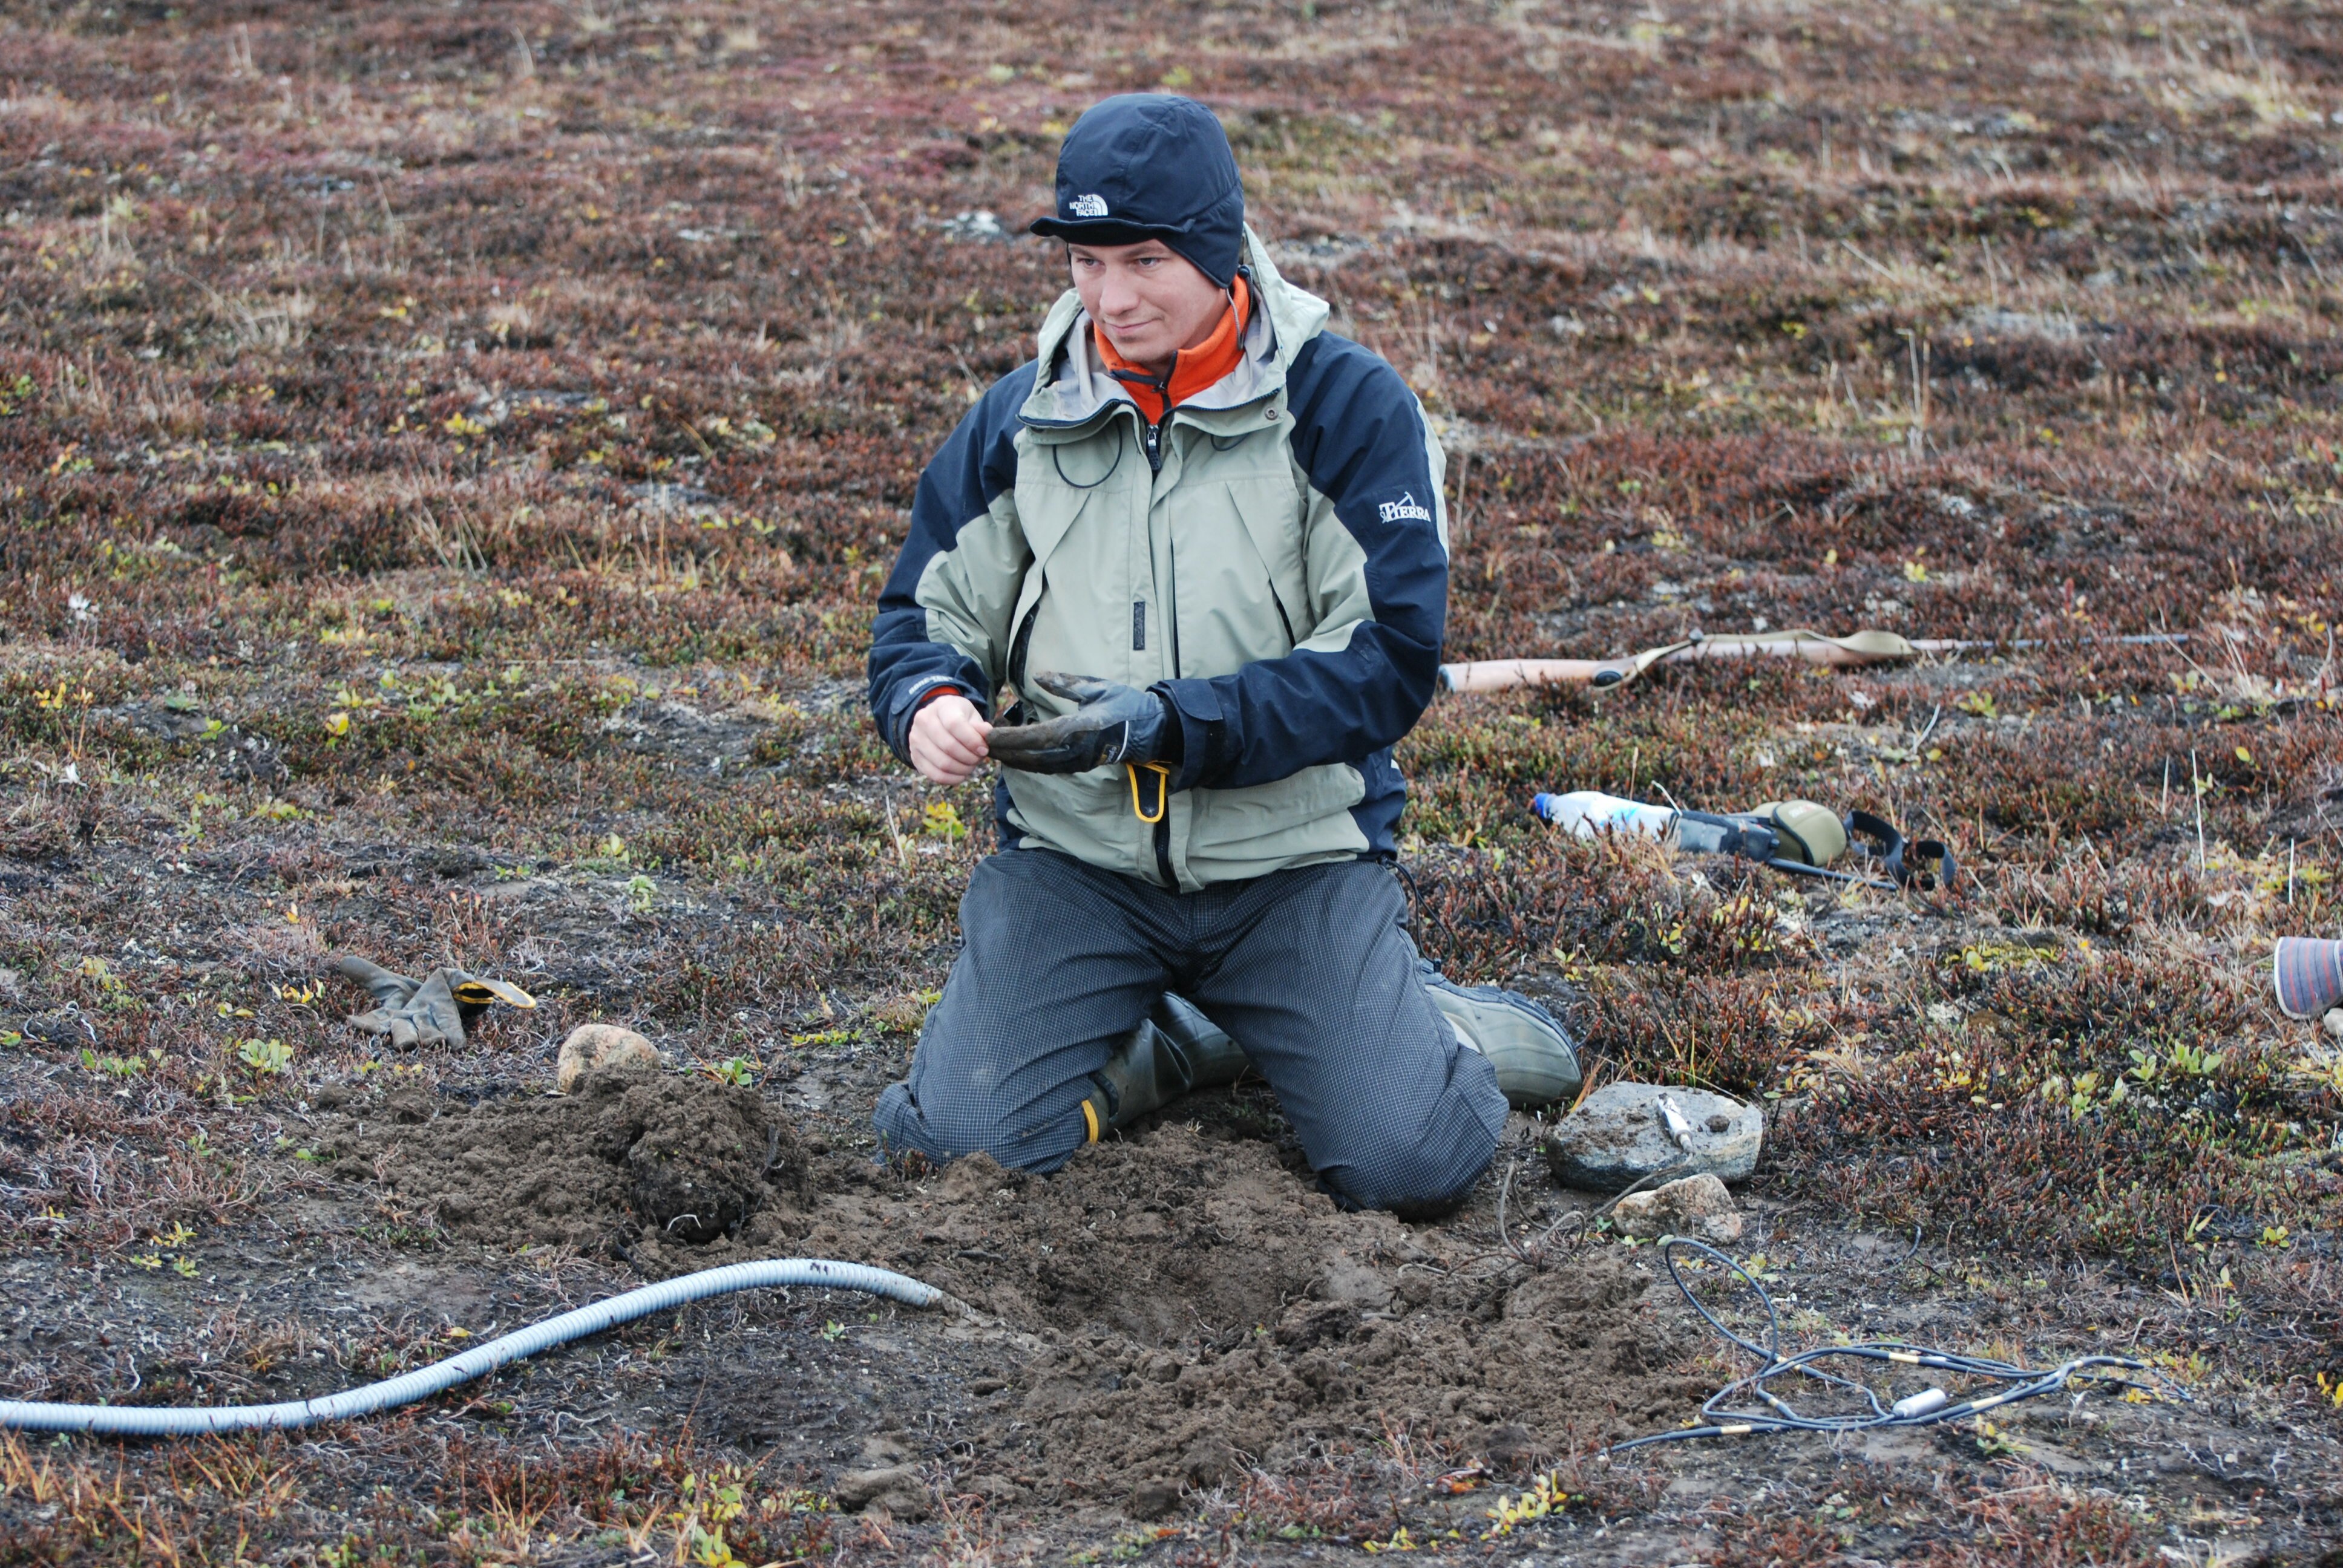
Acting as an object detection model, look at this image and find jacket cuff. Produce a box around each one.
[885,675,985,760]
[1152,679,1225,792]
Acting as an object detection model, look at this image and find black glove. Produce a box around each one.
[987,672,1176,774]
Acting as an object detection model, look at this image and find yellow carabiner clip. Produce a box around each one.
[1127,762,1172,824]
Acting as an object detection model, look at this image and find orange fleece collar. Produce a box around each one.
[1093,275,1251,425]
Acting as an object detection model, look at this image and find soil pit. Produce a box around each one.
[336,1091,1702,1515]
[322,1071,800,1249]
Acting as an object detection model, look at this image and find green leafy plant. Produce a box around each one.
[238,1036,293,1074]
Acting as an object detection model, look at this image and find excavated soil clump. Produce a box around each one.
[780,1127,1703,1509]
[321,1071,797,1250]
[334,1096,1697,1512]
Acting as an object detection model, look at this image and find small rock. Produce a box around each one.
[1609,1172,1743,1243]
[1544,1082,1762,1192]
[965,1472,1027,1505]
[628,481,721,515]
[21,1011,93,1047]
[213,727,287,785]
[835,1464,930,1520]
[556,1024,661,1093]
[2325,1007,2343,1044]
[941,208,1011,243]
[833,1464,919,1509]
[1126,1478,1182,1520]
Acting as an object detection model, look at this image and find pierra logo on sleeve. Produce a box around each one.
[1070,194,1110,218]
[1378,491,1434,524]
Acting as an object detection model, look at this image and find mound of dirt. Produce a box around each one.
[330,1096,1697,1514]
[778,1127,1703,1510]
[323,1072,798,1250]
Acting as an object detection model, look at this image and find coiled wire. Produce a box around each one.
[1604,1236,2166,1453]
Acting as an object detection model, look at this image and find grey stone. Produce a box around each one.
[834,1464,929,1518]
[1544,1082,1763,1192]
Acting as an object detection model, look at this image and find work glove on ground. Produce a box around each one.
[986,672,1176,774]
[333,954,536,1049]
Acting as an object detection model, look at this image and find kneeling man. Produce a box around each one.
[867,96,1579,1215]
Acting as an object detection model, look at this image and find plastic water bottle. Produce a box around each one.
[1530,791,1678,840]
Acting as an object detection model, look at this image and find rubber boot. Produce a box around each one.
[1419,961,1584,1109]
[1158,993,1251,1089]
[1077,993,1253,1139]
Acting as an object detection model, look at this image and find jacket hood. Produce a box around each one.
[1021,224,1330,430]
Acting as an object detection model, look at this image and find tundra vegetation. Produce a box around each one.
[0,1,2338,1563]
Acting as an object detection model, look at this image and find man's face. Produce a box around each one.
[1068,240,1228,371]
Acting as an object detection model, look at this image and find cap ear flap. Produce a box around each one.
[1753,801,1848,865]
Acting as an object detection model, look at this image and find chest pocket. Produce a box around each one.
[1172,430,1311,675]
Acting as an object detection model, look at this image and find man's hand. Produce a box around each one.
[987,673,1175,774]
[909,693,992,784]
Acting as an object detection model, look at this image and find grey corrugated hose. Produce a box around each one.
[0,1259,944,1436]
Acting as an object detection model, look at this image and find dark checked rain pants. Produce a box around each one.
[871,848,1508,1217]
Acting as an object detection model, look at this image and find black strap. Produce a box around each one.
[1674,810,1778,863]
[1844,810,1959,892]
[1765,858,1896,891]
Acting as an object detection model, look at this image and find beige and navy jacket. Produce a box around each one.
[868,228,1449,891]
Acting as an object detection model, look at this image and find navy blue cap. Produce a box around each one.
[1029,95,1245,287]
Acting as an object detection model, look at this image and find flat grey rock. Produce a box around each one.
[1544,1082,1763,1192]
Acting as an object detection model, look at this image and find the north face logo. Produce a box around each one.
[1378,492,1434,524]
[1069,193,1110,219]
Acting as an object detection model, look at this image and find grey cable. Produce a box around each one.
[0,1258,945,1437]
[1601,1238,2168,1453]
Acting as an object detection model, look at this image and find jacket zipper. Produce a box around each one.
[1152,419,1177,889]
[1152,801,1176,886]
[1005,605,1038,718]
